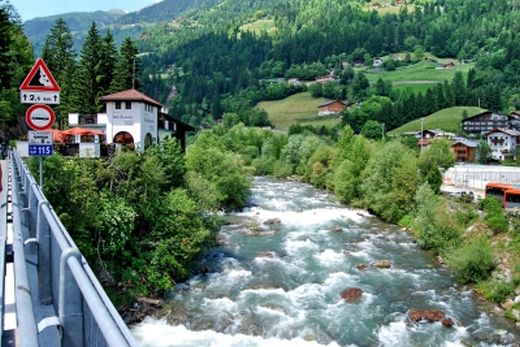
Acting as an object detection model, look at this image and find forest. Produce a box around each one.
[138,0,520,130]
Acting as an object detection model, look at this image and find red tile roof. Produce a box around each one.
[99,89,163,108]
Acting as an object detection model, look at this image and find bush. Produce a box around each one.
[476,280,515,303]
[480,197,509,233]
[447,237,495,283]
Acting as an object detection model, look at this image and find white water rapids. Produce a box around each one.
[133,177,518,346]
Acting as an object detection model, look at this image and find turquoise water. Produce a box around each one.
[133,177,519,346]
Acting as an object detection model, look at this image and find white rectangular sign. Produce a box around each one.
[28,131,52,145]
[20,91,60,104]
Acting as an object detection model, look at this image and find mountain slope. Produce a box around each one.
[388,107,485,135]
[23,10,127,55]
[117,0,220,24]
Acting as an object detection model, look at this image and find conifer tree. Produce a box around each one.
[451,71,466,106]
[76,22,102,114]
[42,18,76,129]
[111,38,141,92]
[98,30,117,95]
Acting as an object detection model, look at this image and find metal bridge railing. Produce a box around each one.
[10,151,138,346]
[0,159,9,344]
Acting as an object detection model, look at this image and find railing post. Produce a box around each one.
[37,201,52,304]
[59,248,84,347]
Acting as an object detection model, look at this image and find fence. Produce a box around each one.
[443,164,520,190]
[9,151,138,346]
[1,158,9,344]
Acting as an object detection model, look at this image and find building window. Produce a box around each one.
[125,101,132,109]
[115,101,121,110]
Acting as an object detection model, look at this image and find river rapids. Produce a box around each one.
[133,177,519,346]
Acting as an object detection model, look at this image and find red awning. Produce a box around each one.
[48,129,67,143]
[61,127,105,136]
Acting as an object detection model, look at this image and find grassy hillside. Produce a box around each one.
[256,92,341,130]
[389,106,485,135]
[364,59,474,95]
[239,18,277,36]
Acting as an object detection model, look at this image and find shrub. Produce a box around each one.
[480,197,509,233]
[476,280,515,303]
[446,237,495,283]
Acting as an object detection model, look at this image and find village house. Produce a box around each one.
[486,128,520,161]
[462,111,520,134]
[402,129,455,140]
[451,138,478,162]
[68,89,193,153]
[443,62,455,69]
[318,100,350,116]
[373,58,384,68]
[314,75,337,84]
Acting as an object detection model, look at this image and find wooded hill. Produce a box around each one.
[19,0,520,133]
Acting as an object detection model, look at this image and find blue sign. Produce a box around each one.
[29,144,52,156]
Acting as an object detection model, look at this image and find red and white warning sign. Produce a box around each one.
[20,58,61,104]
[20,58,60,92]
[25,104,55,131]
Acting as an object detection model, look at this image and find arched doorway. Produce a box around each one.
[113,131,134,144]
[113,131,134,150]
[144,133,153,150]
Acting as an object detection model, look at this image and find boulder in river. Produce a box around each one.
[407,309,455,328]
[340,288,363,302]
[372,260,392,269]
[330,225,343,232]
[264,218,282,225]
[442,318,455,328]
[355,264,368,271]
[256,251,278,258]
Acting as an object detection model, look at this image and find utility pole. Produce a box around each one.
[132,57,136,89]
[381,123,385,141]
[420,117,424,153]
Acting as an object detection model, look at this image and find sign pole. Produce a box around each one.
[39,157,43,187]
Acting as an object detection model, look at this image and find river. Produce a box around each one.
[133,177,519,346]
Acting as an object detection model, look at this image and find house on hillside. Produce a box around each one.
[402,129,455,140]
[288,78,302,86]
[486,128,520,161]
[373,58,384,68]
[443,62,455,69]
[69,89,193,153]
[318,100,350,116]
[314,75,337,84]
[462,111,520,134]
[451,138,478,162]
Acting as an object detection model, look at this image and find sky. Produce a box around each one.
[9,0,160,22]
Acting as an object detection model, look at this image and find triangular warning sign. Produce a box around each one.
[20,58,61,92]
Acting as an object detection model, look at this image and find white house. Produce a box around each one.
[98,89,161,152]
[373,58,384,68]
[68,89,194,153]
[486,128,520,161]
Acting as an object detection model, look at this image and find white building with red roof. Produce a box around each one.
[98,89,162,151]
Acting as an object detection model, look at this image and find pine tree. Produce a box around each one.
[111,38,141,92]
[98,30,117,96]
[0,5,33,133]
[76,22,102,114]
[0,8,12,90]
[42,18,76,129]
[451,71,466,106]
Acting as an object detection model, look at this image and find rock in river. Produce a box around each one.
[355,264,368,271]
[340,288,363,302]
[372,260,392,269]
[407,309,455,328]
[264,218,282,225]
